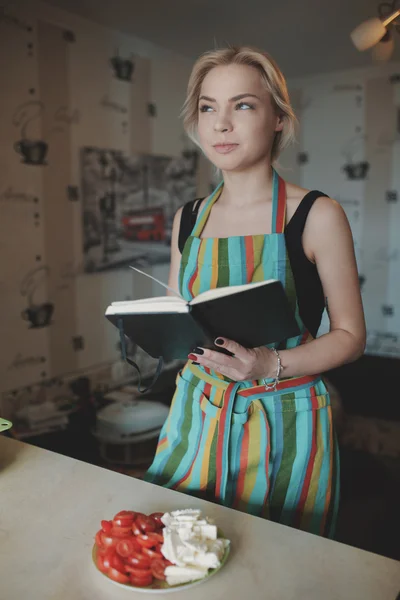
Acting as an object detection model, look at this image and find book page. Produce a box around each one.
[190,278,277,305]
[106,300,189,315]
[129,266,183,298]
[111,296,182,306]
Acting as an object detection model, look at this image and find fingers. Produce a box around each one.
[187,341,251,381]
[214,337,249,359]
[191,353,239,380]
[188,346,235,368]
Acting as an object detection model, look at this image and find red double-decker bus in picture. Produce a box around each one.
[121,207,166,242]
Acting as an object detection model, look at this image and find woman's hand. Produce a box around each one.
[188,337,278,381]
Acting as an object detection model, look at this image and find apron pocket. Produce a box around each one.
[198,389,251,425]
[177,368,252,423]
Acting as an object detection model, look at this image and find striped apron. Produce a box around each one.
[144,170,340,538]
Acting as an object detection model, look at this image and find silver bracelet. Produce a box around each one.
[264,348,282,392]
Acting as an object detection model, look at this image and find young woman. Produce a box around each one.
[144,46,366,539]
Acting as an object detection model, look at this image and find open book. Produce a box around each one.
[105,267,300,361]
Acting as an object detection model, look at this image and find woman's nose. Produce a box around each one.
[214,116,233,133]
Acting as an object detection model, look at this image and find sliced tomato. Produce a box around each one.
[142,546,163,560]
[152,532,164,544]
[113,517,134,528]
[95,529,104,548]
[151,558,167,581]
[136,534,155,549]
[108,567,130,584]
[101,519,113,534]
[102,548,116,570]
[136,514,156,533]
[125,565,152,577]
[130,572,153,587]
[131,521,142,536]
[114,510,137,520]
[110,552,127,574]
[111,526,132,538]
[149,512,165,527]
[113,512,136,527]
[96,553,109,574]
[136,532,163,549]
[116,538,140,558]
[132,511,146,520]
[100,532,118,548]
[125,551,152,569]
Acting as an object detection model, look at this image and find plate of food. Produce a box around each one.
[92,508,230,593]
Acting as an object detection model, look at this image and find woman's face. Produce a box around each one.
[197,63,283,173]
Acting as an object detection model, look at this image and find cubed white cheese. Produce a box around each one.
[192,552,221,570]
[160,509,230,586]
[165,565,208,585]
[192,523,218,540]
[171,509,202,519]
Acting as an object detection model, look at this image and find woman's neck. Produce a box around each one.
[218,162,274,208]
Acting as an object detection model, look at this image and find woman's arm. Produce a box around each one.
[189,197,366,380]
[277,196,366,377]
[166,207,183,297]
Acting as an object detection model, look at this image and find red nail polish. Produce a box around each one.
[188,353,197,361]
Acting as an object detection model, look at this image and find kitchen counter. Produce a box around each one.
[0,435,399,600]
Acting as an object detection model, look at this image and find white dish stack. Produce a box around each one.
[92,386,169,465]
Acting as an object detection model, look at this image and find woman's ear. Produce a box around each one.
[275,114,284,132]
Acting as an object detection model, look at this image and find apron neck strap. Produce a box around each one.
[192,169,287,237]
[191,181,223,238]
[271,168,287,234]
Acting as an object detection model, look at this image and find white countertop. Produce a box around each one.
[0,435,399,600]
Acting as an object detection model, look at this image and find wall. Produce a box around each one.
[0,0,209,420]
[281,62,400,357]
[1,1,400,427]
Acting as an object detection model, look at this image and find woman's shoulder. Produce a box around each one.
[286,183,347,263]
[285,181,340,224]
[190,194,210,215]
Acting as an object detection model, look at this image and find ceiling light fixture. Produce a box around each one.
[351,1,400,62]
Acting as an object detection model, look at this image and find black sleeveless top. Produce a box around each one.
[178,190,328,339]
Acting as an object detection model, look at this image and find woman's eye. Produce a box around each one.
[236,102,254,110]
[199,104,213,112]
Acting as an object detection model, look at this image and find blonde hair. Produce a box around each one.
[181,46,297,164]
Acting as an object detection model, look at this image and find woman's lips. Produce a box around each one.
[213,144,239,154]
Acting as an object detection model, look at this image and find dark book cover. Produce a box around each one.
[106,311,213,360]
[190,279,299,348]
[106,280,300,360]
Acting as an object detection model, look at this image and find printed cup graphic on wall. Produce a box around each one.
[20,266,54,328]
[14,139,48,165]
[21,303,54,328]
[12,101,48,166]
[341,134,369,181]
[342,161,370,180]
[110,50,135,82]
